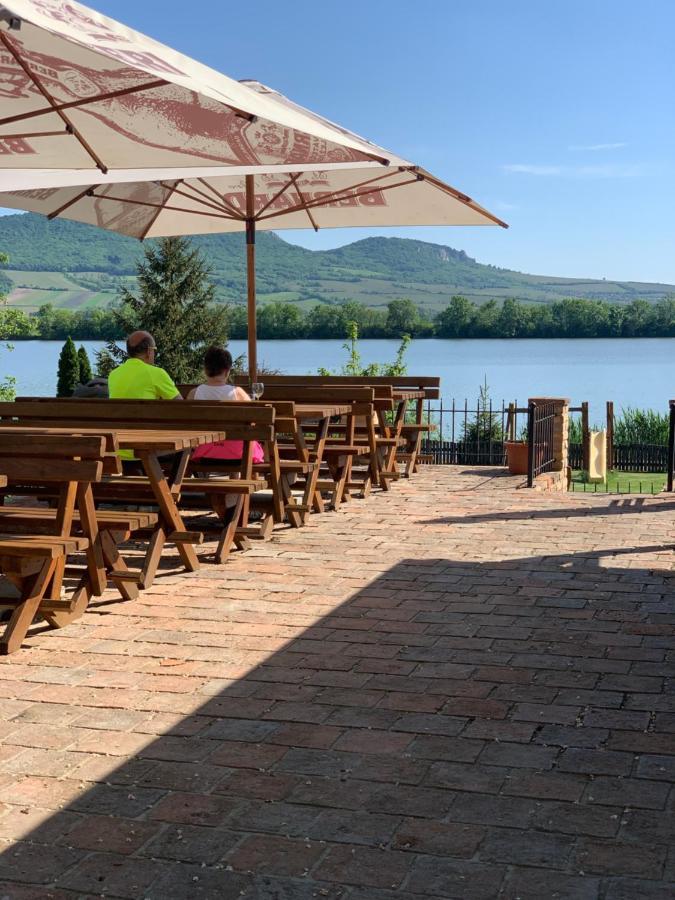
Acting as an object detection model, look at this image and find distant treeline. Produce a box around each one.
[4,296,675,341]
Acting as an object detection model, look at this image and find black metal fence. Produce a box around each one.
[421,398,525,467]
[527,400,557,487]
[422,397,671,479]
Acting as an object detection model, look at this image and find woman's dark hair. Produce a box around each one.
[204,345,233,378]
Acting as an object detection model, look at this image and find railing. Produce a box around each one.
[421,398,525,466]
[527,400,557,488]
[570,442,668,473]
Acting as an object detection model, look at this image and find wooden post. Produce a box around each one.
[606,401,614,470]
[581,401,590,473]
[507,402,516,442]
[246,174,257,385]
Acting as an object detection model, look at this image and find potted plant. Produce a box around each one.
[504,425,529,475]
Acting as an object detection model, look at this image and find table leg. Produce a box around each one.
[138,452,200,573]
[0,557,55,655]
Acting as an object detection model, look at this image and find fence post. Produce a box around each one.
[668,401,675,492]
[526,401,536,488]
[606,401,614,470]
[581,401,590,473]
[507,402,516,442]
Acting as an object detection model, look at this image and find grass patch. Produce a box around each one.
[570,469,666,495]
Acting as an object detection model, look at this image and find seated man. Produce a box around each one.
[108,331,181,471]
[108,331,181,401]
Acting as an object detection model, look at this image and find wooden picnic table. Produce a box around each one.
[278,403,352,518]
[103,428,225,581]
[0,425,224,584]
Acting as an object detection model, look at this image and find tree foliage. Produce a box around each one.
[56,336,80,397]
[100,236,229,383]
[319,322,411,377]
[77,345,93,384]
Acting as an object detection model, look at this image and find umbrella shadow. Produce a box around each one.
[0,547,673,898]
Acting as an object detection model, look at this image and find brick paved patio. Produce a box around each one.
[0,466,673,899]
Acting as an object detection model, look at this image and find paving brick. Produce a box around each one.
[557,747,634,776]
[533,800,622,837]
[59,814,160,855]
[574,839,667,878]
[332,728,413,755]
[463,719,537,742]
[408,857,506,900]
[407,734,485,762]
[140,823,240,863]
[146,864,253,900]
[147,791,238,826]
[313,844,412,889]
[59,853,163,898]
[481,826,575,867]
[583,776,667,809]
[366,783,455,818]
[391,818,484,856]
[619,809,675,843]
[226,834,324,876]
[636,754,675,781]
[0,841,84,885]
[513,702,582,725]
[501,867,601,900]
[537,724,609,748]
[306,809,401,846]
[604,878,675,900]
[448,792,537,828]
[479,741,559,769]
[426,761,506,794]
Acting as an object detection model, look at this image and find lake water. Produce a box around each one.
[4,337,673,423]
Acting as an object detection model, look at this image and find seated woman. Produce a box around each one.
[188,346,264,522]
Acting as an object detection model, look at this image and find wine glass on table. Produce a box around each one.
[251,382,264,401]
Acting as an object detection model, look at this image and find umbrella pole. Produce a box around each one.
[245,175,257,385]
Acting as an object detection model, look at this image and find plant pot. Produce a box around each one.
[504,440,529,475]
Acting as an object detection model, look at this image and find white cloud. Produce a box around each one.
[502,163,647,178]
[569,142,627,151]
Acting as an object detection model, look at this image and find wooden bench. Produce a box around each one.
[177,390,319,530]
[236,375,440,476]
[0,433,106,654]
[3,400,274,566]
[0,428,157,600]
[232,383,382,503]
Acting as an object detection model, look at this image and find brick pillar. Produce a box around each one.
[528,397,570,474]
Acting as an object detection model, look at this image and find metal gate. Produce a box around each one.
[527,400,557,488]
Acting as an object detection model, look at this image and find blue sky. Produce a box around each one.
[23,1,675,282]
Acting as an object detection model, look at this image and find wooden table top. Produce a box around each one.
[0,426,225,454]
[392,390,425,400]
[294,404,352,420]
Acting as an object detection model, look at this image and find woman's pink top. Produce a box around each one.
[190,383,265,463]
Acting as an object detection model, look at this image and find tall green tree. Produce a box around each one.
[435,295,475,337]
[385,298,420,337]
[77,345,93,383]
[99,237,229,383]
[56,336,80,397]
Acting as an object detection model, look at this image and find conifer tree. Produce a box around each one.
[99,237,229,383]
[56,336,80,397]
[77,345,93,384]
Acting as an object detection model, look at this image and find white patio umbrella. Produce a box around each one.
[0,157,507,378]
[0,0,389,172]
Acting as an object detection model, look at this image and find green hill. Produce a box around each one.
[0,212,673,313]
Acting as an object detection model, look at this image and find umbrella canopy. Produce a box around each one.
[0,163,507,379]
[0,0,391,171]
